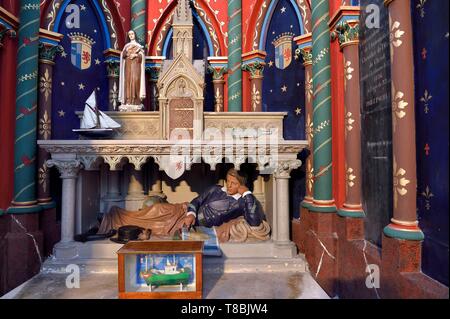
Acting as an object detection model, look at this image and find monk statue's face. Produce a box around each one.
[128,31,136,41]
[226,174,240,195]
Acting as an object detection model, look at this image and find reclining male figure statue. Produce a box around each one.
[97,169,271,243]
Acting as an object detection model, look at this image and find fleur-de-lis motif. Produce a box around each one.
[251,84,261,112]
[346,167,356,188]
[420,89,432,114]
[39,110,51,140]
[110,81,119,111]
[393,158,410,208]
[306,161,314,193]
[38,164,49,193]
[306,72,313,103]
[39,68,52,102]
[215,88,223,112]
[345,112,355,132]
[344,60,354,81]
[390,18,405,58]
[306,114,314,144]
[392,84,408,130]
[416,0,427,18]
[421,185,434,210]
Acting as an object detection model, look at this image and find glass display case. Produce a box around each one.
[117,241,204,299]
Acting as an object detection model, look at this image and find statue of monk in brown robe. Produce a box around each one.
[118,30,146,111]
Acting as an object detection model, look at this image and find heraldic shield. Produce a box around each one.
[69,32,95,70]
[273,33,294,70]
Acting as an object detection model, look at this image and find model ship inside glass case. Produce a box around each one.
[125,253,197,293]
[118,241,203,299]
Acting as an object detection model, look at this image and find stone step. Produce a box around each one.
[41,254,309,275]
[52,239,299,260]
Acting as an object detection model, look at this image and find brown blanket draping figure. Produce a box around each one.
[98,169,271,243]
[98,203,188,237]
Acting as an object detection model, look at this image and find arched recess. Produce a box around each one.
[40,0,125,49]
[149,0,226,57]
[246,0,311,52]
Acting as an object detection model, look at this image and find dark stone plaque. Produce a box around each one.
[359,0,393,246]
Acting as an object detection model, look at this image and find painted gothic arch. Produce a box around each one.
[40,0,126,49]
[149,0,226,57]
[246,0,311,52]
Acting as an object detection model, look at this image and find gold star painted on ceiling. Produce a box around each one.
[61,82,65,86]
[80,4,86,11]
[58,110,66,117]
[61,51,67,58]
[78,83,85,90]
[295,107,302,116]
[95,59,101,65]
[268,61,274,67]
[281,7,286,13]
[281,85,288,93]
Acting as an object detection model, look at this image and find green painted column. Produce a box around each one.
[131,0,147,46]
[227,0,242,112]
[8,0,42,214]
[309,0,336,213]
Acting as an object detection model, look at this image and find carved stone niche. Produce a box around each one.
[157,54,205,140]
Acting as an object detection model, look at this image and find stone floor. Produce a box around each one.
[2,271,329,299]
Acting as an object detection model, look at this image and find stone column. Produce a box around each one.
[274,160,301,257]
[227,0,243,111]
[242,61,265,112]
[146,66,161,111]
[253,175,265,212]
[37,35,63,208]
[333,21,365,218]
[208,64,227,112]
[103,170,124,212]
[47,160,82,259]
[298,42,314,209]
[131,0,147,46]
[125,165,146,211]
[383,0,424,240]
[9,0,41,214]
[309,0,336,213]
[104,50,120,111]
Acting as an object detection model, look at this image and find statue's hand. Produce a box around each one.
[183,215,196,229]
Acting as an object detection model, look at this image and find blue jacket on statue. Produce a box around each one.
[187,185,264,228]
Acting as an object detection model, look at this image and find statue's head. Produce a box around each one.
[226,169,247,195]
[128,30,136,42]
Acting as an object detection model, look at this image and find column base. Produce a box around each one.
[273,241,297,258]
[7,204,43,214]
[38,200,57,210]
[53,241,79,260]
[309,203,337,213]
[301,200,313,209]
[383,223,425,241]
[337,208,365,218]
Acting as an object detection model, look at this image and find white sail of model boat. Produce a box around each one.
[80,90,121,129]
[74,90,121,138]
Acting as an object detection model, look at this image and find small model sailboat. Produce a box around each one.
[73,90,121,138]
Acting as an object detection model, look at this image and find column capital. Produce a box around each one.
[104,48,121,78]
[0,28,16,49]
[242,61,265,79]
[208,56,228,81]
[274,160,302,179]
[0,6,19,49]
[47,160,83,179]
[38,42,64,64]
[242,50,266,79]
[331,20,360,49]
[296,47,313,66]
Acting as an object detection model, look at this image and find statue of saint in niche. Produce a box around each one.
[118,30,146,111]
